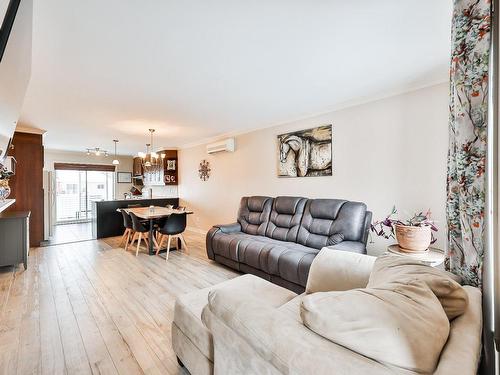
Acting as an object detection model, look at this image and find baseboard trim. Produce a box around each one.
[186,226,208,235]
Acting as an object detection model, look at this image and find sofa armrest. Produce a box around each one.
[202,285,389,375]
[213,222,241,234]
[434,286,482,375]
[305,248,376,294]
[325,240,366,253]
[206,222,242,260]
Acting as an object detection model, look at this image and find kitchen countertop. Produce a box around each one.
[0,199,15,214]
[93,197,178,203]
[92,197,180,239]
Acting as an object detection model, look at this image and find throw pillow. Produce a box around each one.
[300,280,450,374]
[368,255,468,320]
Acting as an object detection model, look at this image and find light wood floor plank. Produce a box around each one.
[0,266,15,319]
[63,246,170,375]
[55,245,119,375]
[59,247,145,375]
[45,244,93,375]
[37,249,66,375]
[0,266,31,374]
[0,230,238,375]
[16,248,41,375]
[72,243,178,374]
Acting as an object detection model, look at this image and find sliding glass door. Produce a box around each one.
[55,169,114,224]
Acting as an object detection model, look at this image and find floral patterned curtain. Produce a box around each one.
[446,0,492,287]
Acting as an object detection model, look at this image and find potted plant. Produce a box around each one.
[0,165,13,201]
[371,206,438,252]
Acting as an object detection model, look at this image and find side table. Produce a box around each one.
[386,244,445,268]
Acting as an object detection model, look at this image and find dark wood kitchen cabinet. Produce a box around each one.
[133,156,143,176]
[7,131,44,247]
[161,149,178,185]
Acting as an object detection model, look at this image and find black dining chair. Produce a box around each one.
[155,212,188,260]
[119,209,135,251]
[129,212,158,256]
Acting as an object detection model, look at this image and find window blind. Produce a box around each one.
[53,163,116,172]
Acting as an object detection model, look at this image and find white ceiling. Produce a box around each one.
[19,0,452,154]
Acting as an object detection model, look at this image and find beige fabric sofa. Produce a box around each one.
[172,249,482,375]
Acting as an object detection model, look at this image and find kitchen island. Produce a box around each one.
[92,197,179,239]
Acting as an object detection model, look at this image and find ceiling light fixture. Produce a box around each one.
[144,143,152,167]
[138,129,165,185]
[112,140,120,165]
[86,147,108,157]
[137,129,164,168]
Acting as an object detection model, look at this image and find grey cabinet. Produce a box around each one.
[0,211,30,269]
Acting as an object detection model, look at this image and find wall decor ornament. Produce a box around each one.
[198,160,211,181]
[0,179,11,201]
[446,0,491,287]
[0,164,13,201]
[167,159,176,171]
[277,125,332,177]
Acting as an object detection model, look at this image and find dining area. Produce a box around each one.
[118,204,193,260]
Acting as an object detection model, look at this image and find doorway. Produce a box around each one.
[45,168,115,245]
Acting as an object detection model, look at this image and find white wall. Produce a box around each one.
[178,83,449,255]
[44,149,135,198]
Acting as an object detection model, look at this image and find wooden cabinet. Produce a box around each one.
[161,149,178,185]
[0,211,30,269]
[7,132,44,247]
[133,151,178,186]
[133,157,143,176]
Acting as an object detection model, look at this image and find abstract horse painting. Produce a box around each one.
[277,125,332,177]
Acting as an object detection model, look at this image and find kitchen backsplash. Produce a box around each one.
[142,185,178,198]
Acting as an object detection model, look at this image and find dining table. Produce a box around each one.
[120,206,193,255]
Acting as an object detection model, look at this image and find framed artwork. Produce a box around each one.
[117,171,132,183]
[167,159,176,170]
[277,125,332,177]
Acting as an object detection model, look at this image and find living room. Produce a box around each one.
[0,1,498,374]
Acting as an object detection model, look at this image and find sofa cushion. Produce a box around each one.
[237,196,273,236]
[237,236,282,273]
[237,236,317,283]
[297,199,368,249]
[265,196,307,242]
[305,249,376,294]
[434,286,483,375]
[211,229,317,288]
[173,274,296,362]
[300,280,450,374]
[230,234,317,288]
[204,280,394,375]
[277,295,303,322]
[210,231,258,261]
[368,255,469,320]
[272,246,318,287]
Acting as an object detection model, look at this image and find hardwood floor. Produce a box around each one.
[43,223,94,246]
[0,231,238,375]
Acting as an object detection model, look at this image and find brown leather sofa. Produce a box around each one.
[206,196,372,293]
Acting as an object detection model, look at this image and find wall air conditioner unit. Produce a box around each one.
[206,138,235,154]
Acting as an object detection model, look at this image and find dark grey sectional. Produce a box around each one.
[206,196,372,293]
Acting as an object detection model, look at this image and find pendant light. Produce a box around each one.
[137,129,164,168]
[112,140,120,165]
[144,143,152,167]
